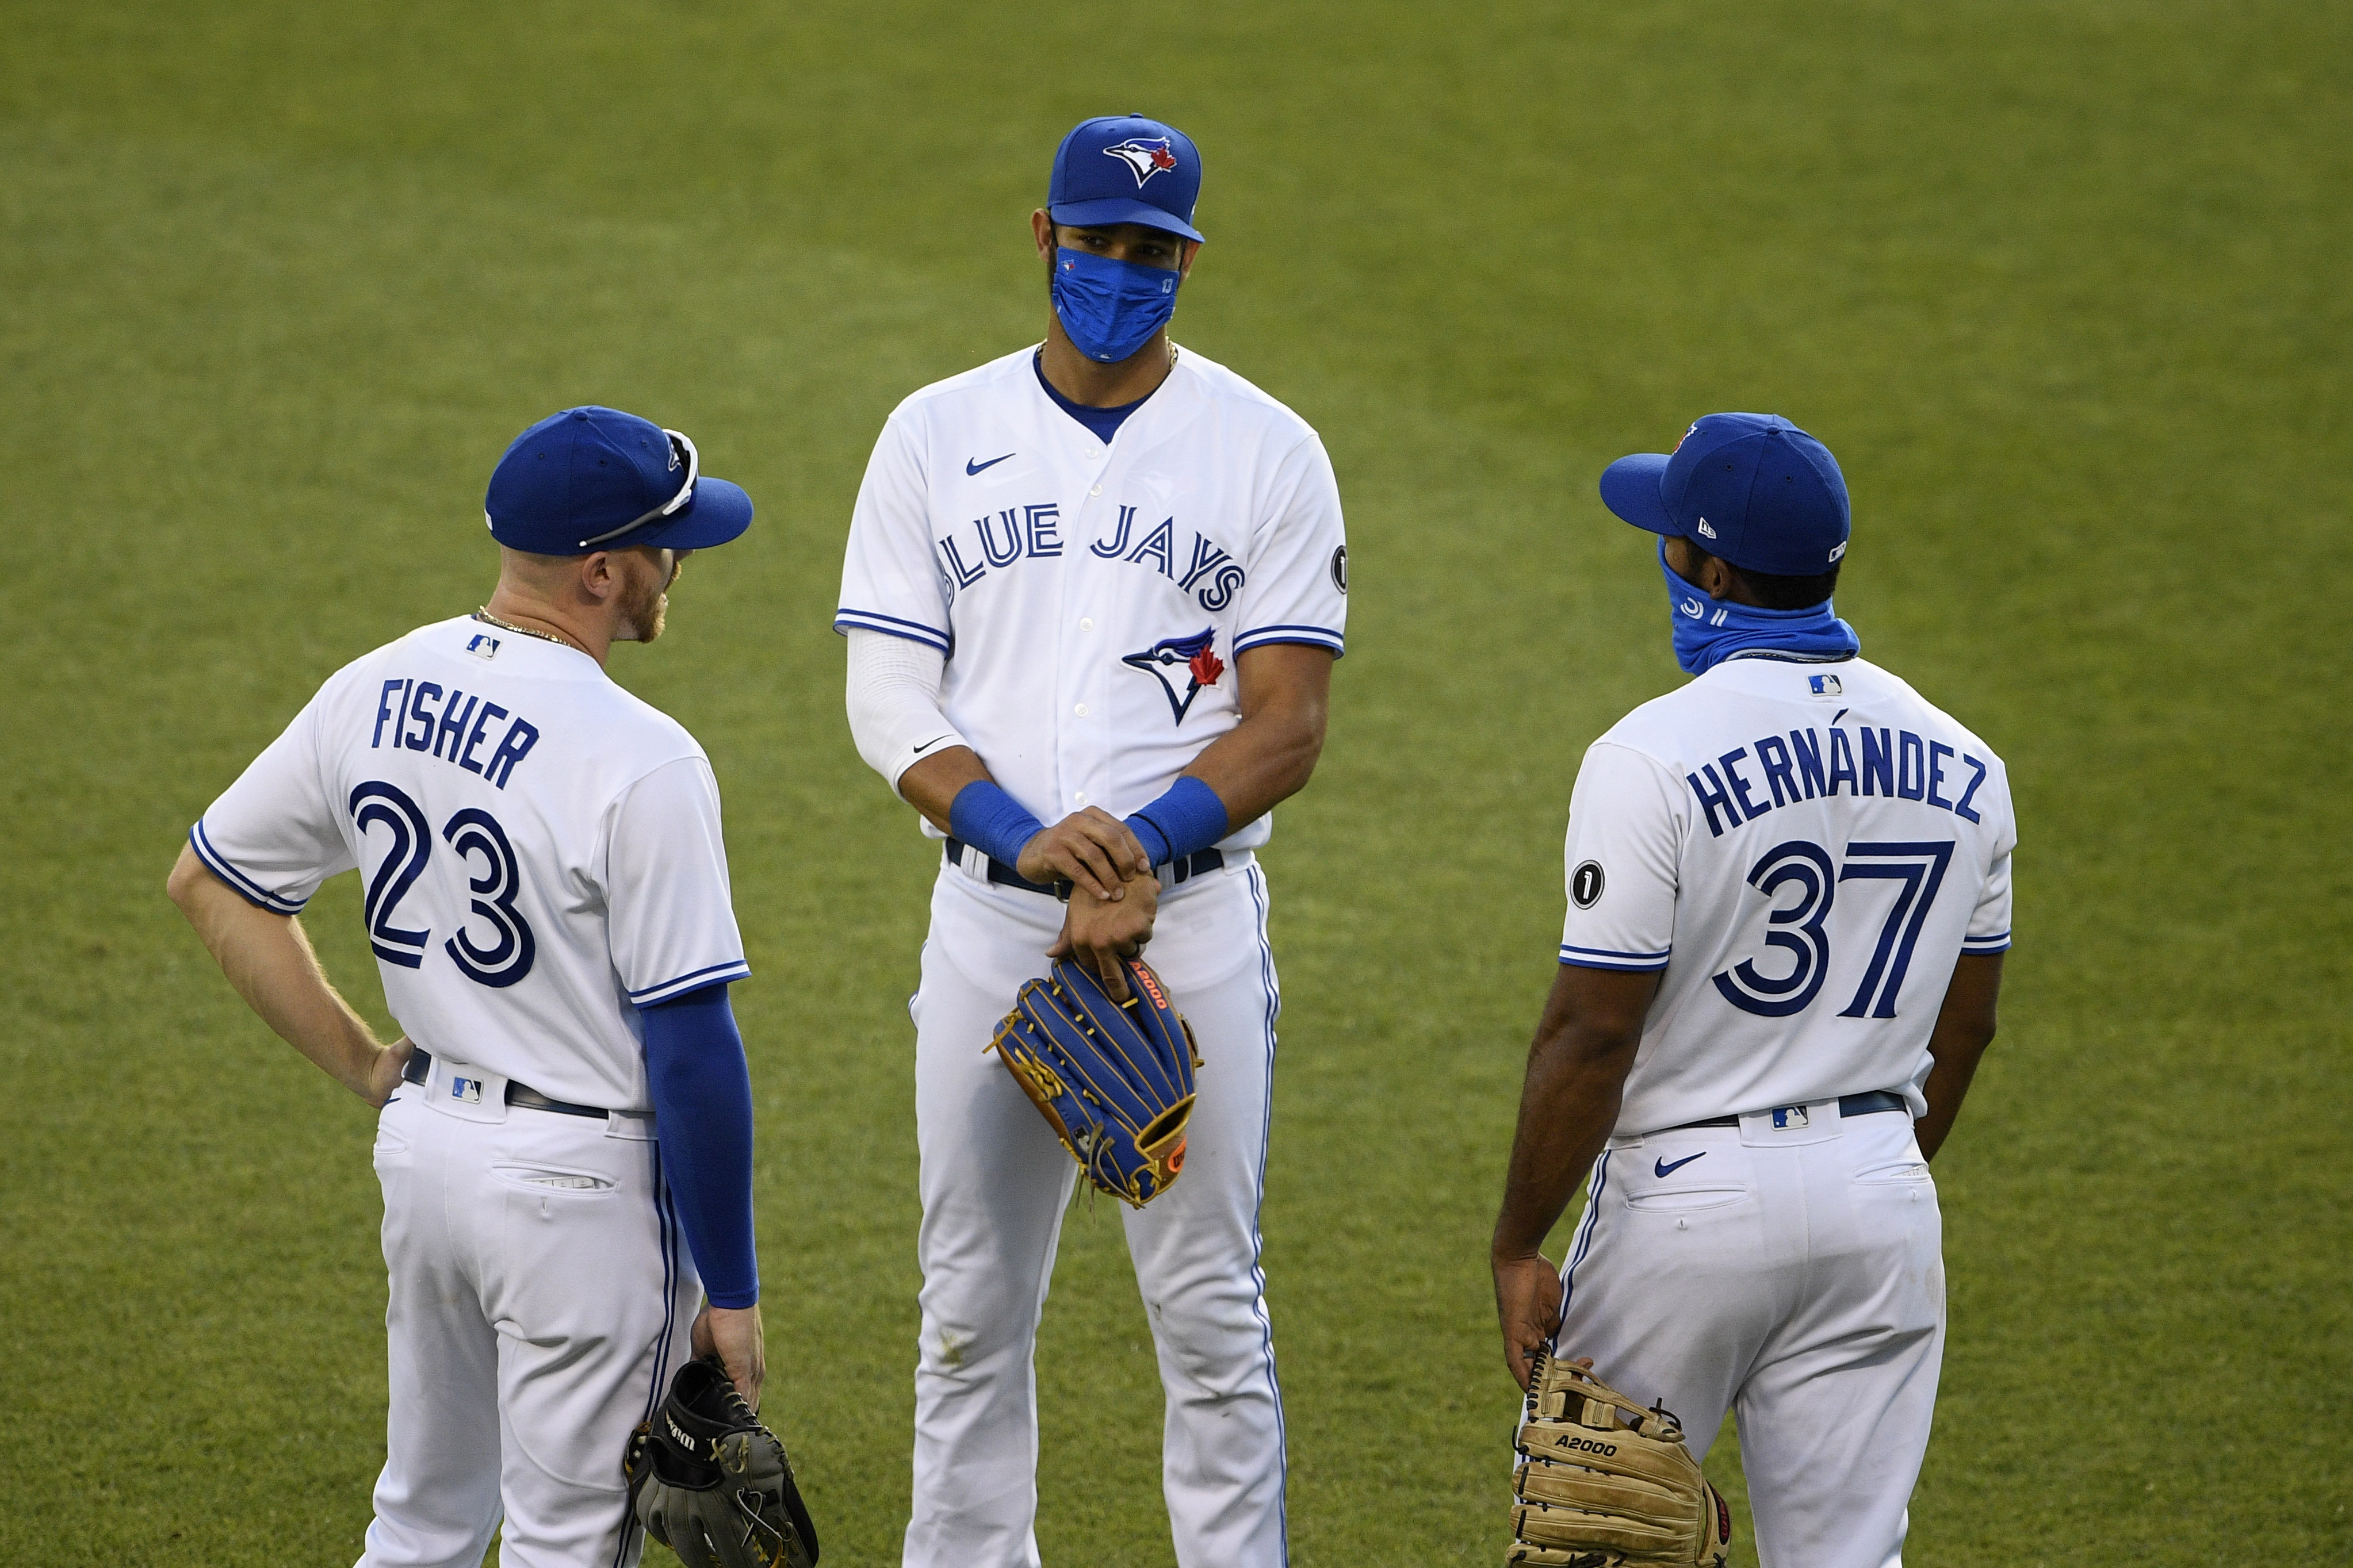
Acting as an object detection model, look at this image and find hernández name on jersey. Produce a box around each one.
[1681,688,1995,839]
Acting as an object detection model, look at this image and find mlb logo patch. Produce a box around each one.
[465,633,500,660]
[1770,1105,1809,1130]
[451,1077,483,1105]
[1808,673,1843,698]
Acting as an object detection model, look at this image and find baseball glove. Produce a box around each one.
[1508,1346,1731,1567]
[988,957,1201,1208]
[623,1357,818,1568]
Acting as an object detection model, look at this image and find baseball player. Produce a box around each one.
[166,407,769,1567]
[833,115,1346,1567]
[1490,414,2014,1566]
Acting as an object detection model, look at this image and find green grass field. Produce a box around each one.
[3,1,2347,1562]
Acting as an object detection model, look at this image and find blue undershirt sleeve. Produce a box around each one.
[641,982,759,1309]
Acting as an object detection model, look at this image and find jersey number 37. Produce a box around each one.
[1713,839,1954,1020]
[350,780,536,988]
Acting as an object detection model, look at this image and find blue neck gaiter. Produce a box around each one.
[1662,541,1860,675]
[1051,247,1180,364]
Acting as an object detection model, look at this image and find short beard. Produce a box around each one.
[617,553,682,643]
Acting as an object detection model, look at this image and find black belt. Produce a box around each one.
[1666,1089,1910,1132]
[944,837,1224,896]
[400,1047,609,1120]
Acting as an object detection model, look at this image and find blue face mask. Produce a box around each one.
[1661,541,1860,675]
[1051,247,1181,364]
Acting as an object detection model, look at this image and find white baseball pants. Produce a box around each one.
[1550,1101,1946,1568]
[359,1055,698,1568]
[903,852,1288,1568]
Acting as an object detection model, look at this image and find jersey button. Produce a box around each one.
[1089,484,1103,497]
[1074,702,1089,716]
[1074,791,1089,806]
[1080,618,1094,632]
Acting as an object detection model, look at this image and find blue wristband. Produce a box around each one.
[1126,776,1229,869]
[1127,813,1173,867]
[948,780,1046,871]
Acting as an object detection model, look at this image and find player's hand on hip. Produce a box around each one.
[692,1301,766,1410]
[1049,872,1161,1003]
[1017,807,1152,901]
[1491,1251,1565,1390]
[366,1037,415,1110]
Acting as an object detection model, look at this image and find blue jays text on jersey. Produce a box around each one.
[934,503,1248,616]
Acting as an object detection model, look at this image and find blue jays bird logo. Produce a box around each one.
[1123,627,1225,724]
[1104,137,1180,187]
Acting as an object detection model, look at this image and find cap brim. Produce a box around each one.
[633,476,752,551]
[1048,197,1204,242]
[1598,453,1679,535]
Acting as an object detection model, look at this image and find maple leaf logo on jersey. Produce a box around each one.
[1123,627,1222,724]
[1104,137,1180,187]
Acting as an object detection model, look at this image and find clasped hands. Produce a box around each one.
[1016,807,1160,1002]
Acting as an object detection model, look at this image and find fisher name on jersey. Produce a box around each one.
[189,616,749,1113]
[1559,656,2015,1136]
[835,344,1348,849]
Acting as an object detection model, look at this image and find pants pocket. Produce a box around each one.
[374,1097,415,1163]
[1626,1184,1750,1213]
[489,1162,618,1196]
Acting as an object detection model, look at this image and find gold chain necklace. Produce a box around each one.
[473,607,577,651]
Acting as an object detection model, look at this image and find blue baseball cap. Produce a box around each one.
[484,407,753,556]
[1598,413,1850,577]
[1047,114,1204,242]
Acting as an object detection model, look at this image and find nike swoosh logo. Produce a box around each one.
[910,735,955,756]
[966,453,1013,476]
[1654,1152,1708,1178]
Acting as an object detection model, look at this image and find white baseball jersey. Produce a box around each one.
[835,345,1348,844]
[1558,655,2014,1134]
[190,616,749,1112]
